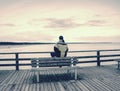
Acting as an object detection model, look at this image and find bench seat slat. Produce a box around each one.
[31,57,78,67]
[31,62,71,67]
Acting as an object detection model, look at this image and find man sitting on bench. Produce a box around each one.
[51,36,68,57]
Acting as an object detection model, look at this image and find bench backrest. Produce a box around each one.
[31,58,78,67]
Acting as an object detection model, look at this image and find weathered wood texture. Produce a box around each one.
[0,65,120,91]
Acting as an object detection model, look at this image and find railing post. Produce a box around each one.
[97,51,100,66]
[15,53,19,71]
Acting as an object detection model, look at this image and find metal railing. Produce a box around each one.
[0,49,120,70]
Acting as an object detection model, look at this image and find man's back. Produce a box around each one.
[57,43,68,57]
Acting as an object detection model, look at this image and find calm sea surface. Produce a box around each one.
[0,43,120,70]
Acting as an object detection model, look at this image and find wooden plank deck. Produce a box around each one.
[0,65,120,91]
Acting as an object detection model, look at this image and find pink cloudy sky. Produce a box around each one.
[0,0,120,42]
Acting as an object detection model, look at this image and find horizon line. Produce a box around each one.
[0,41,120,45]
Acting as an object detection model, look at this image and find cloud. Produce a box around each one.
[0,23,16,27]
[86,20,106,26]
[31,18,106,27]
[42,18,80,29]
[28,18,81,29]
[29,17,107,30]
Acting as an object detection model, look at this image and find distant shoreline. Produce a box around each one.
[0,42,119,45]
[0,42,54,45]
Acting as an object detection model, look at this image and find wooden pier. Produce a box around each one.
[0,49,120,90]
[0,65,120,91]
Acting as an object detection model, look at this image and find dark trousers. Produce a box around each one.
[50,52,60,57]
[50,52,67,57]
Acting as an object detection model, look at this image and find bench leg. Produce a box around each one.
[118,61,120,69]
[67,67,73,79]
[74,67,77,80]
[37,71,39,83]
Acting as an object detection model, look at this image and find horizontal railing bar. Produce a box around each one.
[100,54,120,57]
[0,59,118,67]
[71,55,120,59]
[70,49,120,53]
[0,64,16,66]
[19,64,31,66]
[0,56,97,61]
[0,49,120,54]
[75,56,97,59]
[0,58,31,61]
[77,59,118,63]
[0,64,31,66]
[0,58,16,61]
[0,52,51,54]
[18,59,119,65]
[100,59,119,62]
[78,60,97,63]
[0,54,120,61]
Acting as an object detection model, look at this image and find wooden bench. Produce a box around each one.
[31,57,78,82]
